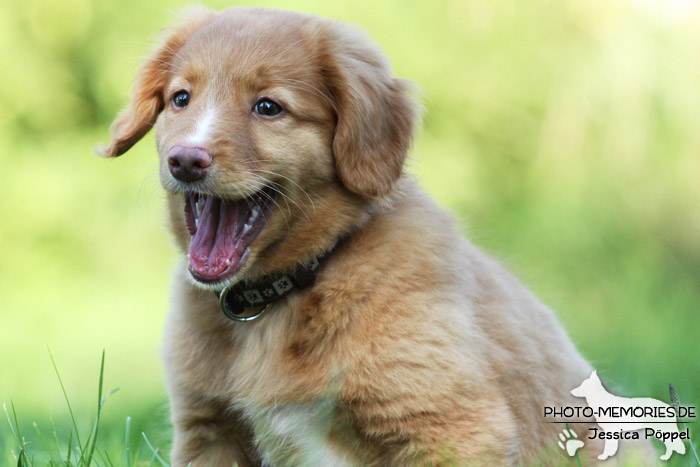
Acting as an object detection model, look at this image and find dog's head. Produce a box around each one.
[98,7,417,289]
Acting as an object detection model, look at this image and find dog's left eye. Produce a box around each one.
[253,99,283,117]
[172,91,190,109]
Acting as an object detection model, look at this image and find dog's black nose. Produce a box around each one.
[168,146,212,182]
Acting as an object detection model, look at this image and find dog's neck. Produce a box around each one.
[214,184,402,322]
[216,231,351,321]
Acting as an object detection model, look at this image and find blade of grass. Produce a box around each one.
[32,421,60,464]
[49,414,64,463]
[16,451,32,467]
[83,384,121,463]
[125,416,132,467]
[8,402,32,467]
[65,430,73,466]
[102,447,115,466]
[141,432,170,467]
[47,346,83,450]
[3,403,19,444]
[83,350,117,467]
[10,402,23,446]
[670,384,700,466]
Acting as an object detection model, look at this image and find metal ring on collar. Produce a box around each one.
[219,287,271,322]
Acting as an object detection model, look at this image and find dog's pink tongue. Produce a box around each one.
[189,196,244,279]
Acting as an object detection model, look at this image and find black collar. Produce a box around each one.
[216,236,346,322]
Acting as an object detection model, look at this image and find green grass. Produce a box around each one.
[5,361,698,466]
[4,351,171,466]
[670,384,700,466]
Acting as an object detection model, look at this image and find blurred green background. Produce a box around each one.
[1,0,699,463]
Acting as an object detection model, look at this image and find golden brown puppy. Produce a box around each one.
[98,6,653,466]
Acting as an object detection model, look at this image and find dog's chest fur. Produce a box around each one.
[232,334,346,463]
[166,285,357,464]
[228,313,354,465]
[240,399,352,466]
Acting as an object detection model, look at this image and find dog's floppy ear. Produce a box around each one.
[324,24,418,199]
[96,7,215,158]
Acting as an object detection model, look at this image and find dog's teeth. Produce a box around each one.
[195,218,200,229]
[225,259,231,266]
[249,206,260,222]
[242,224,251,235]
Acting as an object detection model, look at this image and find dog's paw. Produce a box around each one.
[558,427,584,457]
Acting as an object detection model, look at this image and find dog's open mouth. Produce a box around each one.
[184,187,276,284]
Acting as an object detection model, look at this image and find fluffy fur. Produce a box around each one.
[99,6,653,466]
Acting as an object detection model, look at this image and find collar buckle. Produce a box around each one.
[219,287,271,322]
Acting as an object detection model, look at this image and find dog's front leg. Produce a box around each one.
[168,394,257,467]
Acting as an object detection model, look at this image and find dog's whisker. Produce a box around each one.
[265,184,308,221]
[231,184,257,214]
[248,169,316,214]
[237,178,290,228]
[244,180,291,222]
[240,172,311,221]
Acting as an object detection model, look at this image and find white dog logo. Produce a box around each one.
[571,370,686,461]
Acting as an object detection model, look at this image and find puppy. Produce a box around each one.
[99,6,624,466]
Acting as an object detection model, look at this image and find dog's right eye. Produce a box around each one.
[172,91,190,109]
[253,98,283,117]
